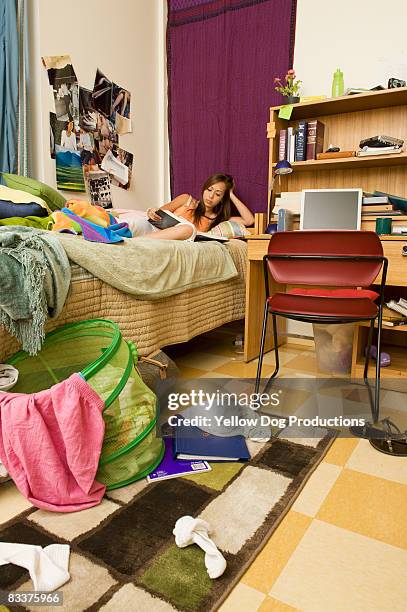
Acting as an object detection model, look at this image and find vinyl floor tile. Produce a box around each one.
[242,511,312,594]
[270,519,407,612]
[0,482,32,524]
[317,468,407,549]
[292,461,342,517]
[219,582,266,612]
[346,439,407,485]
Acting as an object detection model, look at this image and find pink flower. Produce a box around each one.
[287,69,295,77]
[274,77,281,83]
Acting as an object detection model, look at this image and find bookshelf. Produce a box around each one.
[267,86,407,201]
[266,87,407,381]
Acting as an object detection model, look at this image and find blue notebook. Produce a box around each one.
[174,421,250,462]
[147,439,211,482]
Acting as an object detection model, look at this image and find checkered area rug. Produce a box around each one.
[0,432,335,611]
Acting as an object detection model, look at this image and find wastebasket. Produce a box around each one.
[312,323,355,374]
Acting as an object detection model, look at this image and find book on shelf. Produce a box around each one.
[148,209,228,242]
[299,95,327,103]
[294,120,307,161]
[382,319,407,327]
[173,420,250,462]
[373,191,407,210]
[382,305,407,321]
[361,204,393,213]
[286,126,295,162]
[306,120,325,160]
[386,300,407,317]
[146,438,211,482]
[363,195,390,205]
[359,135,404,148]
[278,129,287,161]
[356,146,403,157]
[316,150,355,160]
[361,210,402,217]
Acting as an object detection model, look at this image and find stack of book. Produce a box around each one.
[360,191,407,231]
[272,191,302,215]
[361,194,400,217]
[356,135,404,157]
[278,120,325,163]
[384,300,407,327]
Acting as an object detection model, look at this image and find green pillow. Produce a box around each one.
[1,173,66,212]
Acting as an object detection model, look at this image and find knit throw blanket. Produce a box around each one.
[0,227,71,355]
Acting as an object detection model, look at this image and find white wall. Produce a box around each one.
[29,0,166,210]
[294,0,407,97]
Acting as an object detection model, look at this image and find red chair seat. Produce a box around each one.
[267,292,378,319]
[288,288,379,300]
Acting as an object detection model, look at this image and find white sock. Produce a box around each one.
[173,516,226,579]
[0,543,70,591]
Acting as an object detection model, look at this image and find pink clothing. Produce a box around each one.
[0,374,106,512]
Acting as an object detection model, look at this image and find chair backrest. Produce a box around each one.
[267,230,384,287]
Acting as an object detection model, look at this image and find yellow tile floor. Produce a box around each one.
[166,322,407,612]
[1,322,407,611]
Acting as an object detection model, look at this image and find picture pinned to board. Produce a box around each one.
[42,55,77,87]
[101,145,133,190]
[79,87,98,132]
[44,58,133,193]
[86,169,112,209]
[92,68,113,118]
[93,112,118,160]
[43,55,79,128]
[110,84,132,135]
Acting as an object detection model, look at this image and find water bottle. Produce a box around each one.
[331,69,344,97]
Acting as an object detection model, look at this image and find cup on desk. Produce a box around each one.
[375,217,392,235]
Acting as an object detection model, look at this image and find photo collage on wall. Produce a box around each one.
[42,55,133,208]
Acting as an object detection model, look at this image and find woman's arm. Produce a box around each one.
[228,188,254,226]
[146,194,196,221]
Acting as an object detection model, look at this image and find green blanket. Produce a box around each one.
[0,226,71,355]
[55,234,238,300]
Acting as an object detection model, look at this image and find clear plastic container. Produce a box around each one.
[312,323,355,374]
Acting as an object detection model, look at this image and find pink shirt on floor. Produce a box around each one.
[0,374,106,512]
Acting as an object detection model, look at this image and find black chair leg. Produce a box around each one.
[263,314,280,394]
[373,306,384,424]
[255,302,269,394]
[364,319,375,418]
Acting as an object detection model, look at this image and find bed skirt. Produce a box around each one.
[0,240,247,361]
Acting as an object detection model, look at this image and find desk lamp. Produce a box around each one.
[267,160,293,224]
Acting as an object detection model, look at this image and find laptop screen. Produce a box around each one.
[300,189,362,230]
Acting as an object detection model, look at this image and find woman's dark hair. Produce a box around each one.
[193,173,234,228]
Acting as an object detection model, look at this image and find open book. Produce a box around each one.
[148,209,228,242]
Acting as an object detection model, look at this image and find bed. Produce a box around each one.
[0,239,247,361]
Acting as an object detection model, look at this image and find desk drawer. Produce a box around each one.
[380,240,407,286]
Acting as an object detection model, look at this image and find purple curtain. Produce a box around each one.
[167,0,297,212]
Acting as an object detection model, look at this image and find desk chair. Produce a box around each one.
[254,230,395,449]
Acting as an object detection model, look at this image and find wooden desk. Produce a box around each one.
[243,234,407,362]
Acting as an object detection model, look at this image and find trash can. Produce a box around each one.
[312,323,355,374]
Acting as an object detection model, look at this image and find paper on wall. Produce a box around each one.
[101,149,129,186]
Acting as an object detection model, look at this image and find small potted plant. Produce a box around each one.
[274,69,302,104]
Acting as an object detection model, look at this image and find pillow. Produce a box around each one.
[208,220,250,239]
[1,173,66,212]
[0,185,49,210]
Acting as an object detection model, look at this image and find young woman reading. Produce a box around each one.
[122,174,254,240]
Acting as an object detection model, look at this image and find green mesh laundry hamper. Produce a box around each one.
[7,319,164,490]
